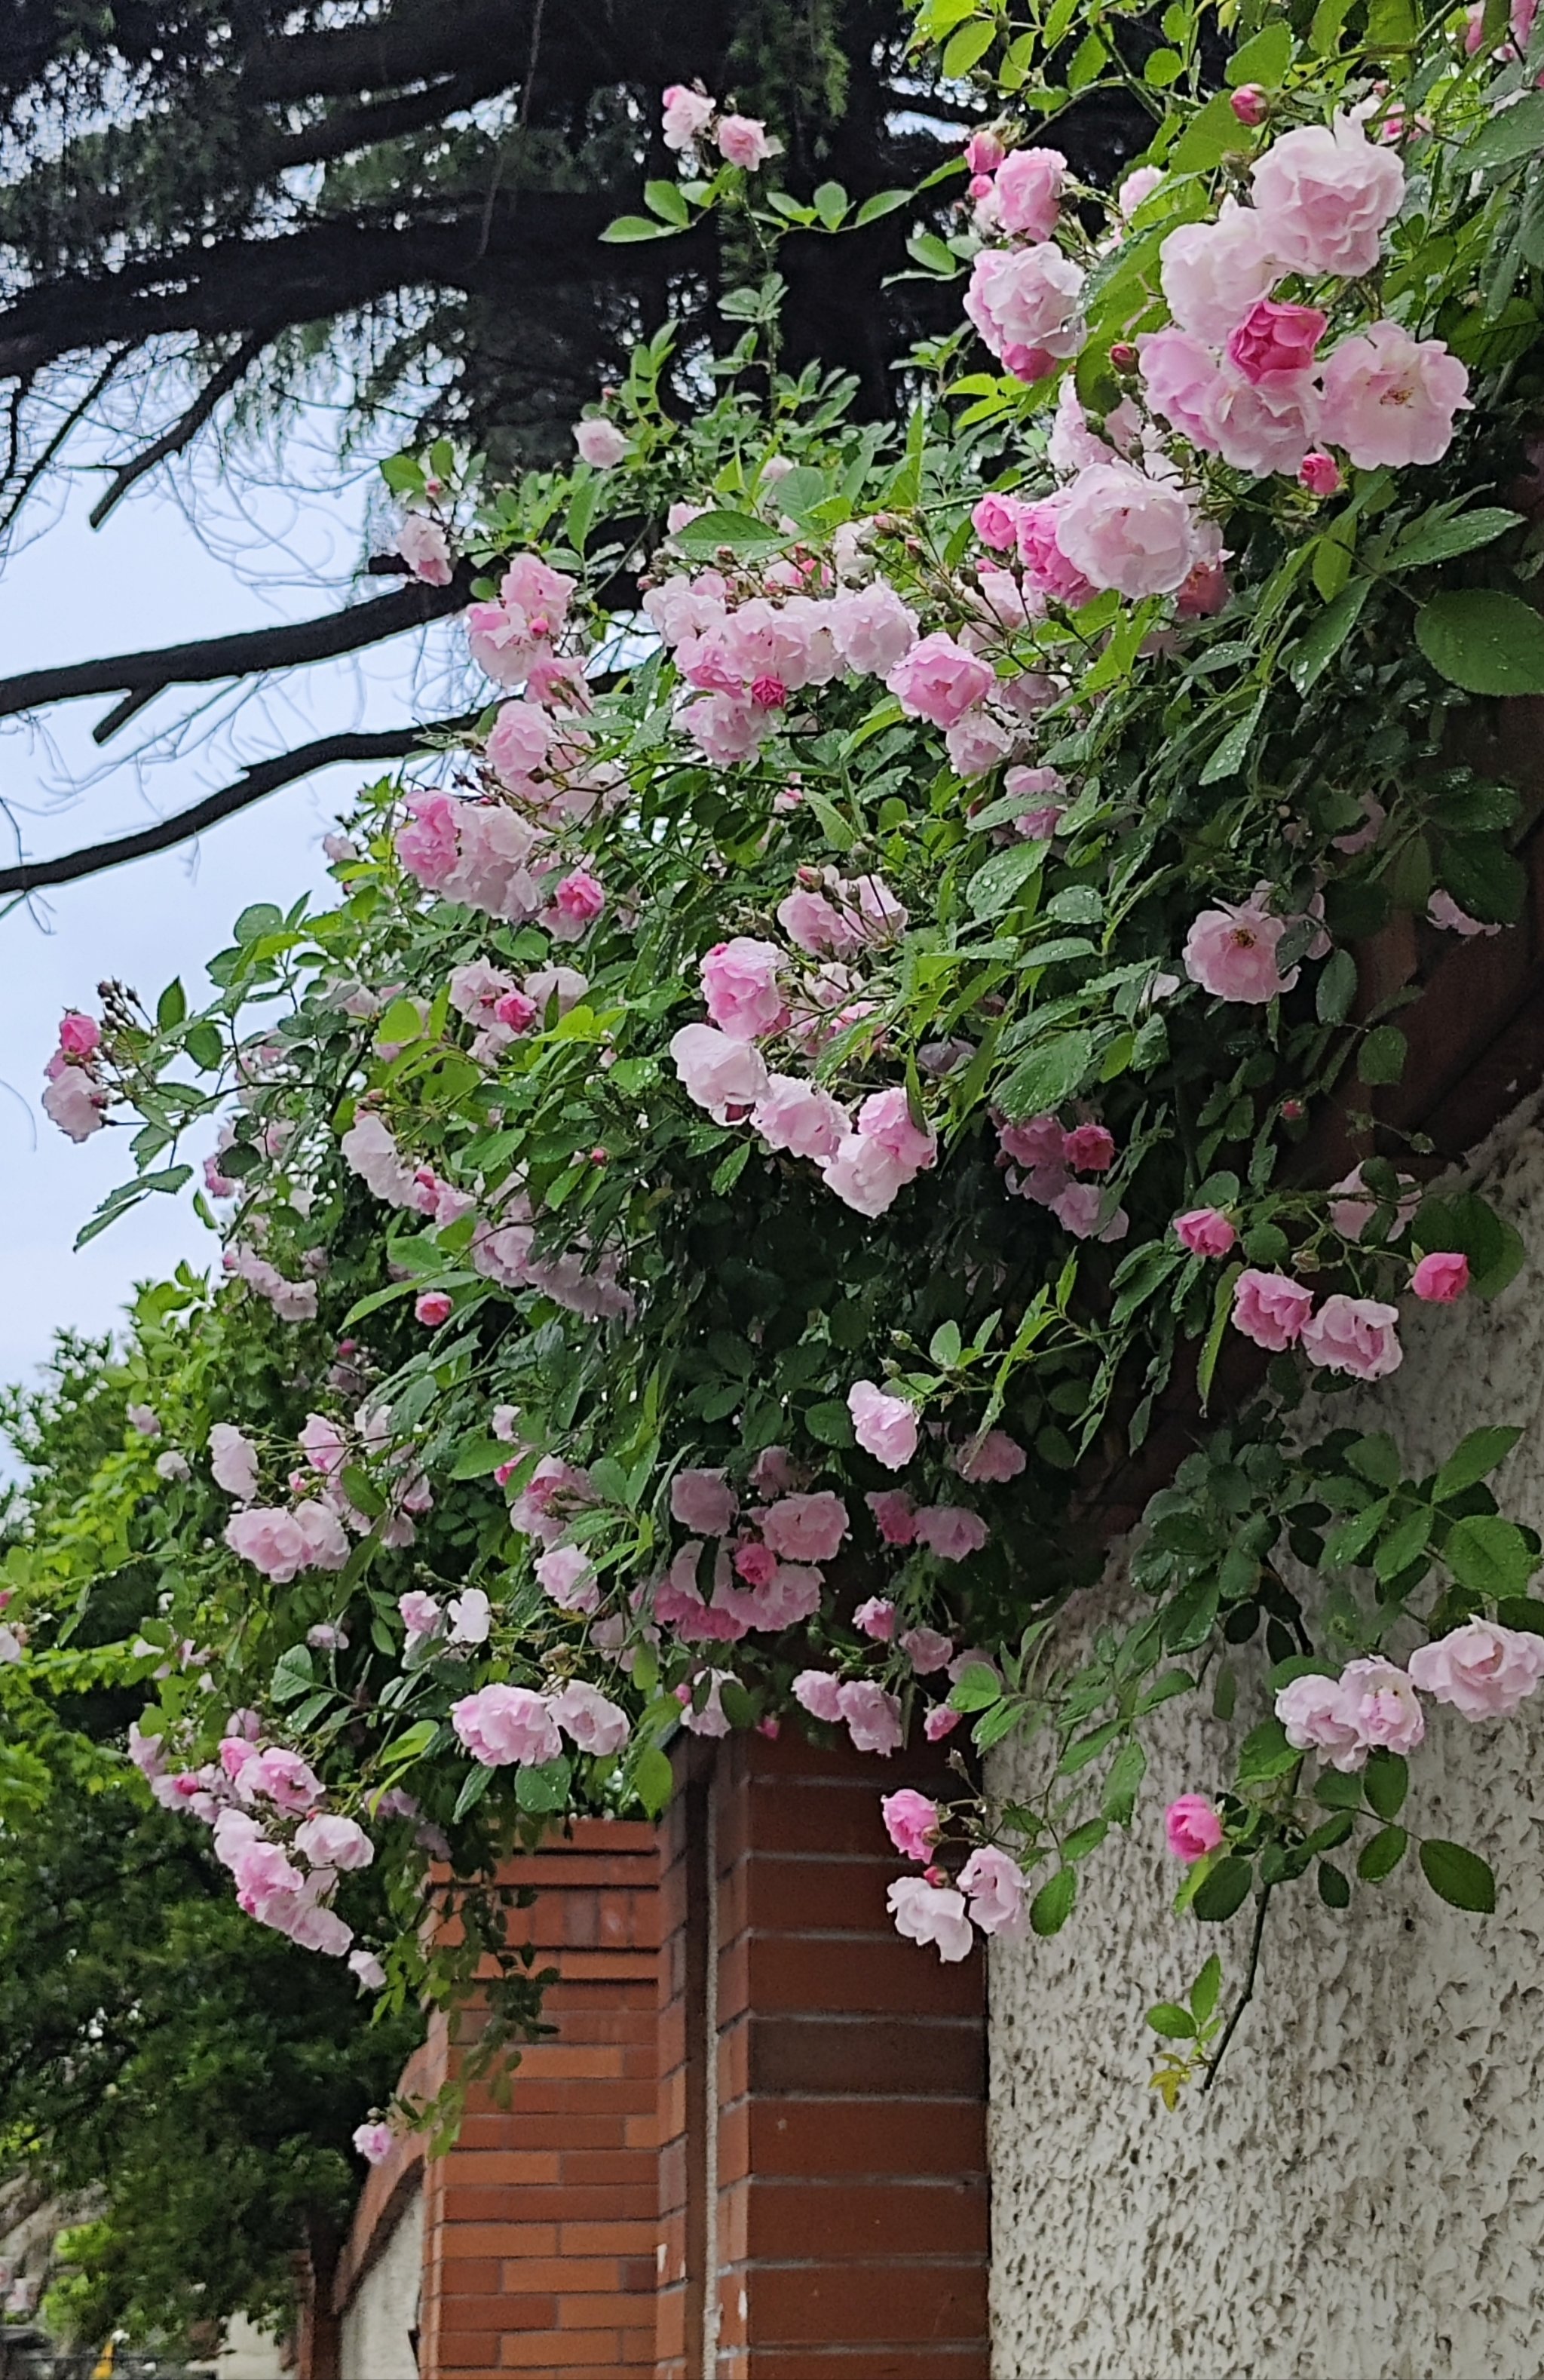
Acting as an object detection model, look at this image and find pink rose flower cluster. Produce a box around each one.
[222,1239,320,1325]
[450,1676,630,1766]
[1278,1623,1544,1770]
[1182,888,1328,1004]
[1138,122,1467,477]
[42,1008,109,1142]
[882,1787,1026,1961]
[1231,1268,1403,1380]
[130,1713,382,1967]
[995,1111,1129,1243]
[216,1403,433,1580]
[669,905,937,1219]
[660,84,775,170]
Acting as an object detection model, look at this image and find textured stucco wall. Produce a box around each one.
[339,2184,422,2380]
[989,1106,1544,2380]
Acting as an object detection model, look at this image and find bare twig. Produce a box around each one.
[88,331,274,529]
[0,715,475,897]
[0,345,129,533]
[1201,1883,1273,2093]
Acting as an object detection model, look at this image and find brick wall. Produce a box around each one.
[416,1820,661,2380]
[660,1729,990,2380]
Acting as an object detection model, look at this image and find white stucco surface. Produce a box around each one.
[989,1106,1544,2380]
[339,2185,422,2380]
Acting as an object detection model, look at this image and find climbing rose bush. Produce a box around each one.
[29,0,1544,2109]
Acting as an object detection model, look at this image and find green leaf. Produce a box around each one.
[1357,1026,1405,1086]
[1030,1866,1077,1936]
[1059,1718,1124,1774]
[600,213,675,243]
[1387,508,1522,572]
[1315,946,1358,1024]
[1193,1855,1253,1923]
[375,997,427,1047]
[854,187,913,226]
[1316,1860,1351,1909]
[997,1029,1093,1121]
[185,1021,223,1070]
[1419,1838,1496,1913]
[1374,1506,1431,1581]
[1190,1953,1222,2023]
[234,902,283,945]
[1196,1260,1243,1412]
[950,1664,1002,1711]
[1236,1717,1297,1783]
[1358,1823,1409,1881]
[966,839,1046,916]
[516,1755,574,1814]
[1146,2001,1196,2038]
[156,978,187,1029]
[1325,1500,1390,1567]
[1445,1514,1537,1597]
[1101,1737,1147,1823]
[1225,21,1294,80]
[930,1319,963,1367]
[1414,590,1544,696]
[941,16,997,73]
[804,1397,856,1447]
[1316,1768,1363,1810]
[643,177,691,227]
[271,1645,315,1704]
[1289,579,1373,693]
[1434,1427,1522,1501]
[633,1745,675,1818]
[812,179,848,229]
[1364,1750,1408,1821]
[450,1436,515,1480]
[672,508,786,556]
[1199,691,1266,785]
[1460,91,1544,173]
[1170,90,1239,170]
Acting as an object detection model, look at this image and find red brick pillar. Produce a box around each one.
[657,1730,989,2380]
[419,1819,661,2379]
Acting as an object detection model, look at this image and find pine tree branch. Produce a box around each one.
[88,330,274,529]
[0,717,474,897]
[0,569,473,722]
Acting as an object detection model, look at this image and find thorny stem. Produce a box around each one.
[1202,1881,1273,2092]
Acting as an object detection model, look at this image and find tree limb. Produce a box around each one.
[265,70,511,173]
[88,330,274,529]
[0,568,473,722]
[0,717,475,897]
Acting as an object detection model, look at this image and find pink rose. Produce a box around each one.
[837,1679,904,1756]
[353,2121,394,2165]
[669,1022,770,1121]
[399,1590,443,1642]
[777,886,859,957]
[1015,495,1095,606]
[671,1468,738,1536]
[952,1430,1025,1485]
[486,699,553,786]
[994,147,1065,241]
[1276,1672,1367,1771]
[1225,299,1327,384]
[959,1844,1027,1934]
[1249,115,1405,279]
[963,243,1085,376]
[827,584,920,676]
[295,1814,374,1872]
[349,1950,388,1991]
[395,514,452,585]
[866,1490,919,1547]
[225,1506,314,1584]
[661,84,715,151]
[415,1290,454,1326]
[1298,450,1343,495]
[900,1626,954,1675]
[1232,1268,1315,1351]
[1165,1795,1224,1863]
[1175,1207,1237,1257]
[1183,897,1296,1002]
[451,1682,563,1768]
[1063,1122,1116,1173]
[1328,1162,1418,1243]
[882,1788,941,1862]
[1230,83,1269,127]
[1317,322,1470,469]
[848,1380,921,1470]
[700,937,787,1039]
[821,1087,937,1218]
[972,491,1025,551]
[210,1423,260,1501]
[42,1064,106,1141]
[924,1704,963,1742]
[572,418,630,469]
[57,1010,100,1058]
[1202,364,1319,478]
[1339,1655,1424,1753]
[550,869,605,934]
[247,1747,324,1813]
[1408,1621,1544,1721]
[762,1491,849,1563]
[534,1544,599,1615]
[792,1669,844,1722]
[1300,1294,1402,1381]
[1429,891,1500,937]
[1412,1250,1469,1303]
[887,632,995,727]
[1053,465,1196,600]
[855,1596,897,1639]
[1117,165,1166,219]
[1158,199,1279,344]
[550,1679,630,1756]
[965,130,1006,173]
[752,1075,850,1161]
[887,1875,973,1961]
[914,1505,989,1563]
[717,113,773,169]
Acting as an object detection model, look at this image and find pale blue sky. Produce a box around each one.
[0,437,442,1400]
